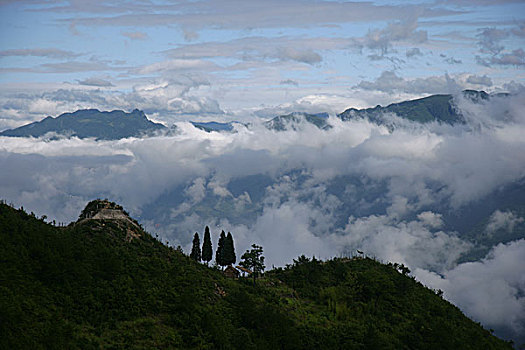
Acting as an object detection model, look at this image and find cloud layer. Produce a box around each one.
[1,90,525,342]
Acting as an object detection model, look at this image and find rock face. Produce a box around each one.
[77,199,143,241]
[79,200,125,219]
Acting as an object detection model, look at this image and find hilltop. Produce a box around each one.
[75,199,144,241]
[0,200,512,349]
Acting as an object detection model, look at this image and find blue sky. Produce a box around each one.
[1,0,524,127]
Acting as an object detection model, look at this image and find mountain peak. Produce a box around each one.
[77,199,143,241]
[79,199,124,219]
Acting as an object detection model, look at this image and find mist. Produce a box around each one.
[1,91,525,342]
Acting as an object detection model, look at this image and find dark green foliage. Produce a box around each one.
[190,232,201,261]
[269,256,512,349]
[223,232,236,266]
[202,226,213,265]
[216,230,226,267]
[240,244,265,286]
[0,203,512,349]
[0,109,166,140]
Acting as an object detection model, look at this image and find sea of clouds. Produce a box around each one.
[1,90,524,343]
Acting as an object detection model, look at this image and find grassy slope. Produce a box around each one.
[0,203,512,349]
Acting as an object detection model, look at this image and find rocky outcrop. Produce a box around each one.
[77,199,143,241]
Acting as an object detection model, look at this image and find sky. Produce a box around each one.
[1,0,525,344]
[1,0,525,129]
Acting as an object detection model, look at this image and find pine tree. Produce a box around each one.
[201,226,212,265]
[190,232,201,262]
[223,232,236,266]
[215,230,226,268]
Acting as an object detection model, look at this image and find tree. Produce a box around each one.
[240,244,265,286]
[190,232,201,261]
[215,230,226,268]
[223,232,236,266]
[202,226,212,265]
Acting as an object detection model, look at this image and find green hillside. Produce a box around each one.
[0,201,512,349]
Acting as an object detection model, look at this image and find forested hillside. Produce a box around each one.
[0,202,512,349]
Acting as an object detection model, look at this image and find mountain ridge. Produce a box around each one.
[0,108,166,140]
[0,90,505,138]
[337,90,494,125]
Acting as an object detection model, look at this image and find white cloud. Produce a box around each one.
[466,74,492,87]
[50,1,455,32]
[357,71,462,94]
[77,77,114,87]
[416,239,525,343]
[336,213,470,271]
[1,89,525,342]
[275,47,322,64]
[486,210,524,235]
[185,177,207,203]
[360,18,428,54]
[417,211,444,229]
[138,59,217,75]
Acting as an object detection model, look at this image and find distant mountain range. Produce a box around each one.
[265,112,330,131]
[191,121,237,132]
[0,109,166,140]
[0,90,503,139]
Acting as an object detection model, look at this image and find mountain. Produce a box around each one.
[191,121,236,133]
[265,112,331,131]
[0,109,166,140]
[337,90,490,125]
[0,91,495,140]
[0,200,512,349]
[190,112,331,133]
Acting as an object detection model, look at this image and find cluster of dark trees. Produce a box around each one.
[190,226,236,268]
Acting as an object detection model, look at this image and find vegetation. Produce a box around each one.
[215,230,226,268]
[240,244,266,286]
[224,232,236,266]
[202,226,213,265]
[190,232,201,261]
[0,202,512,349]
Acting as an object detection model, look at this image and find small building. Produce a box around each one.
[224,265,240,279]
